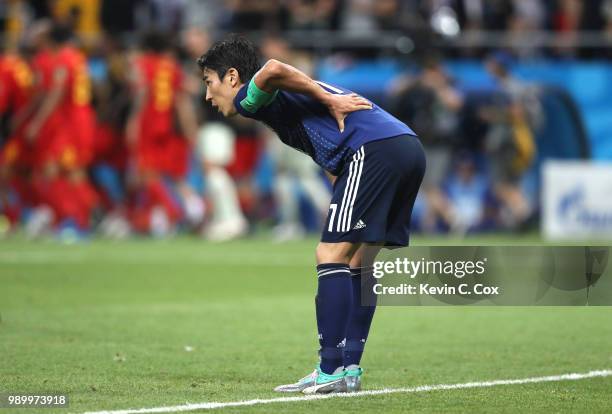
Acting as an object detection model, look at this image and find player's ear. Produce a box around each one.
[227,68,240,87]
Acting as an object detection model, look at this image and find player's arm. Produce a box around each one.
[10,89,41,133]
[10,104,34,133]
[16,72,48,130]
[25,67,67,142]
[250,59,372,132]
[125,65,146,150]
[176,77,198,144]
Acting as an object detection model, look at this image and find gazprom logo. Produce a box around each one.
[558,187,612,229]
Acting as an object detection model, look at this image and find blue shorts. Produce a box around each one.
[321,135,425,247]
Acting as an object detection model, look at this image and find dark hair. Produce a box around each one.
[197,35,260,83]
[49,24,73,44]
[140,29,170,53]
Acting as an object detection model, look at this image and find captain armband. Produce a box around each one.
[239,78,278,113]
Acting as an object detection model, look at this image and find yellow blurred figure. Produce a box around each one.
[4,0,27,46]
[52,0,101,43]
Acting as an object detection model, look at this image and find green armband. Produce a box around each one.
[240,78,278,113]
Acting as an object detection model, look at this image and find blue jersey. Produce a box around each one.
[233,80,417,175]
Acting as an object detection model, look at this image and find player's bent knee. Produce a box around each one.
[349,243,383,269]
[315,242,356,265]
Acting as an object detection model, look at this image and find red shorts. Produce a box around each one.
[55,110,96,170]
[137,134,189,180]
[226,136,260,178]
[31,114,63,169]
[94,124,127,170]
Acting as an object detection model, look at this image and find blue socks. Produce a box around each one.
[316,263,352,374]
[343,266,376,367]
[315,264,377,373]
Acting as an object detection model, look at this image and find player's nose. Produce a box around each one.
[205,89,212,102]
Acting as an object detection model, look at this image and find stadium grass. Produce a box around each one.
[1,236,611,413]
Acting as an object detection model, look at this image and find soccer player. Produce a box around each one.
[126,31,201,235]
[27,20,58,173]
[198,36,425,394]
[0,43,34,226]
[26,24,99,232]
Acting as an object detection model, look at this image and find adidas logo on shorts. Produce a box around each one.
[352,220,366,230]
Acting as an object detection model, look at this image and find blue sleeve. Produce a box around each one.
[233,84,257,118]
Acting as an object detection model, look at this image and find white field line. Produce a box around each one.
[83,369,612,414]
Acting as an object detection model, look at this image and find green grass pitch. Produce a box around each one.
[1,236,611,413]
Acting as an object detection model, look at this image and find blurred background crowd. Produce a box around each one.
[0,0,609,241]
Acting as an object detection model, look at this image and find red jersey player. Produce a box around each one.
[24,20,57,172]
[0,44,34,227]
[127,32,196,180]
[25,25,98,232]
[0,47,34,169]
[125,31,201,234]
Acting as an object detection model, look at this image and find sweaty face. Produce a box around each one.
[202,68,240,117]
